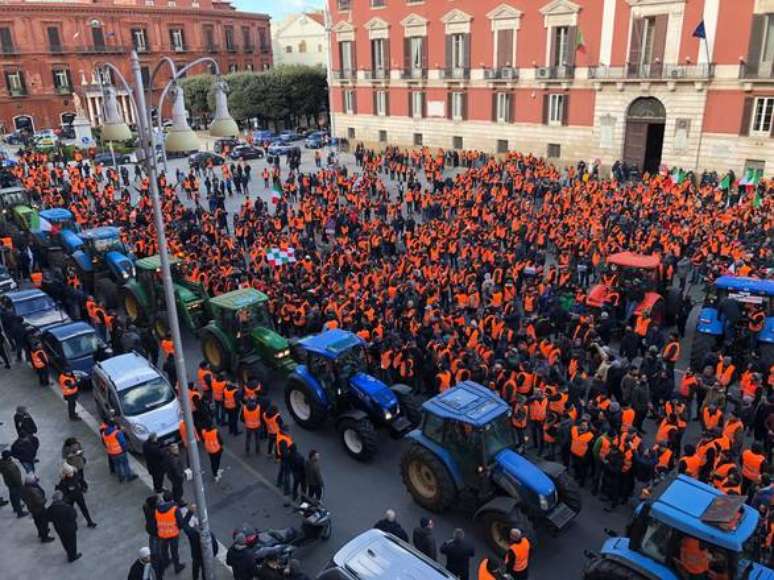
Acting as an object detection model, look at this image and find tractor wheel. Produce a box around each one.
[478,507,536,556]
[95,278,119,310]
[690,332,716,372]
[320,520,332,541]
[583,556,649,580]
[338,418,377,462]
[202,331,228,373]
[397,391,423,426]
[154,312,169,340]
[664,288,682,326]
[400,444,457,513]
[760,343,774,371]
[122,289,145,324]
[555,471,583,513]
[285,377,327,429]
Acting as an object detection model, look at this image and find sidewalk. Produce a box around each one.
[0,364,231,580]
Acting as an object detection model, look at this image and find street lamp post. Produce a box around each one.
[96,50,238,580]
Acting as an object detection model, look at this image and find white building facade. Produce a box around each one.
[272,12,327,68]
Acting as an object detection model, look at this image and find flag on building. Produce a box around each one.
[692,21,706,39]
[266,247,296,266]
[576,28,586,53]
[738,168,761,187]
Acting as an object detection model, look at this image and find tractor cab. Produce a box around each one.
[0,186,37,233]
[296,330,370,400]
[80,227,128,258]
[34,208,77,253]
[585,475,774,580]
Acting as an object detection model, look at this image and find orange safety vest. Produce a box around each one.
[211,378,226,402]
[276,431,293,457]
[101,430,123,456]
[528,399,547,422]
[243,406,261,429]
[508,538,530,572]
[161,339,174,356]
[31,349,48,369]
[264,411,280,435]
[742,450,765,483]
[155,506,180,539]
[662,341,680,363]
[570,427,593,457]
[679,374,698,398]
[680,537,709,574]
[634,316,650,337]
[197,368,213,391]
[59,373,78,397]
[477,559,496,580]
[715,362,735,387]
[656,420,677,444]
[223,387,238,410]
[202,428,221,454]
[681,454,701,478]
[30,272,43,288]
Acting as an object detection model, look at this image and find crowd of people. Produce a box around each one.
[0,135,772,579]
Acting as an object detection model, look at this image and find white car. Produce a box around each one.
[33,130,59,148]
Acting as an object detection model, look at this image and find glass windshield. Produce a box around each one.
[119,376,175,417]
[15,296,55,315]
[61,333,98,359]
[483,413,518,461]
[0,190,28,208]
[335,345,368,379]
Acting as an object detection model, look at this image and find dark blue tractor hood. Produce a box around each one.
[494,448,556,498]
[105,251,134,279]
[349,371,399,411]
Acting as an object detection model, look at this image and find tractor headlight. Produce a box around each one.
[384,410,393,421]
[121,271,130,280]
[539,495,550,511]
[275,349,290,359]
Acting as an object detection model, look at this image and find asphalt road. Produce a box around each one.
[3,139,706,578]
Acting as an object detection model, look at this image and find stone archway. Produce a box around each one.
[623,97,666,174]
[13,114,34,132]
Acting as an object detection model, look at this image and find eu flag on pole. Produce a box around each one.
[692,21,706,39]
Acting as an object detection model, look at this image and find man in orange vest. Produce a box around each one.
[477,557,502,580]
[59,370,80,421]
[262,404,283,458]
[504,528,530,579]
[223,382,241,436]
[570,420,595,487]
[240,399,262,455]
[275,426,294,495]
[101,420,136,482]
[201,423,224,481]
[29,341,50,386]
[741,442,768,500]
[154,490,186,574]
[677,535,710,578]
[211,373,227,427]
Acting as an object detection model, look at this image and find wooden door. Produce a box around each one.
[623,120,648,170]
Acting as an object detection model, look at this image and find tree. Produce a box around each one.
[180,75,214,126]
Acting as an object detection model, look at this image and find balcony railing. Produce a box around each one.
[439,67,470,80]
[206,43,219,53]
[363,68,389,80]
[259,45,270,54]
[484,67,519,80]
[77,44,127,55]
[535,65,575,80]
[49,44,64,54]
[588,63,715,81]
[8,88,26,97]
[333,69,356,80]
[54,85,72,95]
[243,44,254,53]
[739,62,774,80]
[0,45,18,55]
[172,44,188,53]
[226,44,237,53]
[400,68,427,80]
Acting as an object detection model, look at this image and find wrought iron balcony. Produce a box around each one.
[0,45,18,56]
[8,88,26,97]
[333,69,356,80]
[484,67,519,81]
[535,65,575,80]
[400,68,427,80]
[77,44,127,55]
[588,63,714,81]
[54,85,72,95]
[363,68,389,80]
[244,44,254,53]
[439,67,470,80]
[738,62,774,80]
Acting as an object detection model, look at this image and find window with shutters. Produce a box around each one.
[413,133,423,146]
[47,27,62,53]
[299,41,307,53]
[141,66,151,87]
[5,71,25,96]
[0,27,13,54]
[340,41,354,72]
[451,92,465,120]
[762,15,774,73]
[751,97,774,134]
[348,127,356,139]
[344,90,355,114]
[496,28,515,69]
[372,39,386,71]
[452,136,463,149]
[286,46,293,54]
[132,28,148,52]
[547,143,561,158]
[92,25,106,49]
[225,26,236,51]
[170,28,185,51]
[552,26,569,67]
[640,17,657,66]
[496,93,510,123]
[451,33,466,69]
[409,36,424,70]
[548,94,564,125]
[53,68,72,94]
[375,90,387,116]
[411,91,424,119]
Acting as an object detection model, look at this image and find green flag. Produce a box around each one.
[718,174,731,190]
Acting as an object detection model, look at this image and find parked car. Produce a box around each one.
[252,130,275,143]
[40,321,111,378]
[279,130,302,143]
[229,144,264,160]
[1,289,70,335]
[304,133,326,149]
[213,137,241,154]
[32,130,58,149]
[3,130,29,145]
[0,264,18,294]
[316,529,455,580]
[94,151,134,165]
[267,143,299,157]
[92,352,181,452]
[188,151,226,168]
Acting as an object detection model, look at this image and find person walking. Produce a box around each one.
[154,491,186,575]
[240,398,262,455]
[29,341,50,386]
[143,433,167,493]
[412,517,437,560]
[58,369,81,420]
[13,406,37,437]
[227,533,257,580]
[11,430,39,473]
[62,437,88,484]
[0,450,27,518]
[21,473,54,542]
[101,420,137,482]
[164,444,186,504]
[201,423,224,481]
[47,490,81,562]
[373,509,409,541]
[128,547,157,580]
[182,503,218,580]
[223,381,241,436]
[275,427,294,496]
[440,528,475,580]
[304,450,324,500]
[288,444,306,502]
[504,528,530,579]
[56,463,97,528]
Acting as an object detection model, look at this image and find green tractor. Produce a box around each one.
[199,288,295,381]
[0,186,39,242]
[121,255,209,337]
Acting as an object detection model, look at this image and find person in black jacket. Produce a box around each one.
[47,490,81,562]
[288,445,306,502]
[21,473,53,542]
[142,433,167,493]
[226,533,257,580]
[440,528,475,580]
[13,406,37,437]
[412,517,437,561]
[373,509,408,542]
[55,463,96,528]
[182,504,218,580]
[11,432,39,474]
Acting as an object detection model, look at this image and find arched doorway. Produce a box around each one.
[623,97,665,174]
[13,115,34,132]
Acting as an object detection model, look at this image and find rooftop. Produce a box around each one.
[422,381,509,428]
[297,328,364,358]
[209,288,268,310]
[46,321,94,341]
[97,353,160,391]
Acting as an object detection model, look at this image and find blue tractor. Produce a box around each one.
[62,226,135,309]
[31,207,79,268]
[284,329,422,461]
[584,475,774,580]
[400,382,581,554]
[691,276,774,371]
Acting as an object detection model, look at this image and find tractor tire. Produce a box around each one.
[397,392,423,426]
[202,330,228,373]
[338,418,377,462]
[153,312,169,340]
[664,288,682,326]
[320,520,332,541]
[555,471,583,513]
[760,343,774,371]
[690,331,716,372]
[478,507,536,556]
[122,288,146,324]
[95,278,119,310]
[285,376,327,429]
[400,444,457,513]
[583,556,649,580]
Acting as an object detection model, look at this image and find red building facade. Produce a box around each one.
[0,0,271,132]
[328,0,774,174]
